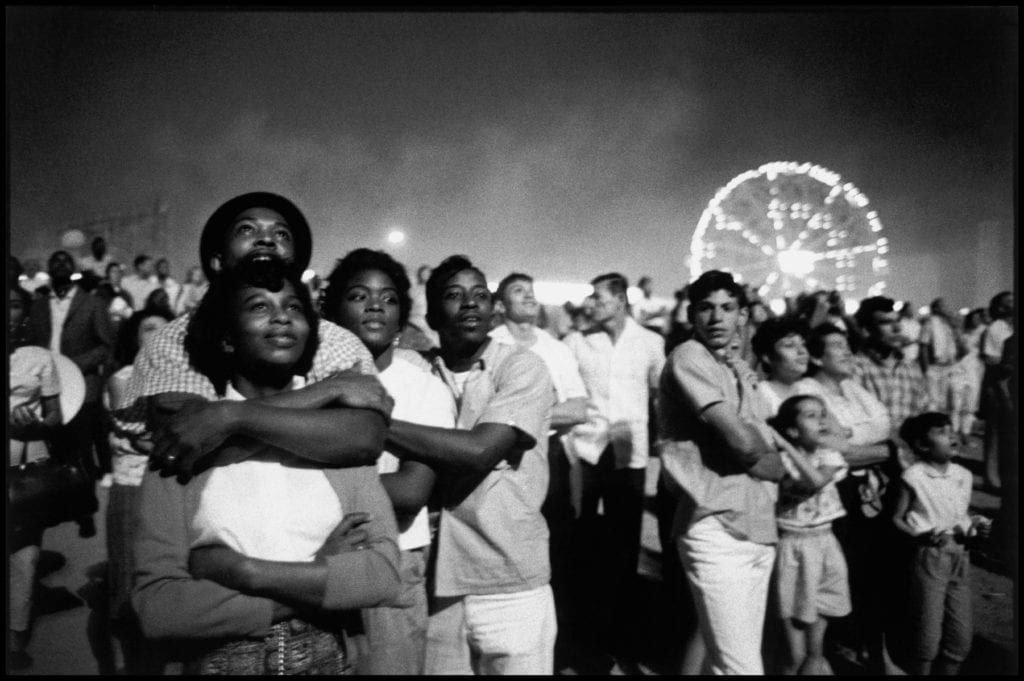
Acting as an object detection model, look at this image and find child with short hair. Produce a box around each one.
[769,394,852,675]
[893,412,991,676]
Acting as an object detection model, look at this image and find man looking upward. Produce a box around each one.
[562,272,665,664]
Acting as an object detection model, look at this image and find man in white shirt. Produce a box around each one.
[562,272,665,664]
[919,298,960,416]
[26,250,115,534]
[121,254,160,310]
[490,272,590,665]
[633,275,669,336]
[155,258,182,313]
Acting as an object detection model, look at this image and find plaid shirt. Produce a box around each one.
[851,345,932,431]
[112,314,376,436]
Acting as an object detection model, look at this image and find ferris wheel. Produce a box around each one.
[689,162,888,308]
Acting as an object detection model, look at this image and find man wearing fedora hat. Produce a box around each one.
[113,192,394,479]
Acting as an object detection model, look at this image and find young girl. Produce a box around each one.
[770,394,852,675]
[323,248,456,675]
[131,261,401,675]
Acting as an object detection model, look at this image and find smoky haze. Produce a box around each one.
[7,9,1016,308]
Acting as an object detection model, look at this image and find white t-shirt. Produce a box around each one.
[190,378,343,562]
[378,349,457,550]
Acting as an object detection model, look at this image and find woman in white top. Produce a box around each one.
[323,248,456,675]
[750,316,820,414]
[132,262,401,674]
[8,284,65,670]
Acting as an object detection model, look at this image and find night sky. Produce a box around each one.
[7,8,1017,309]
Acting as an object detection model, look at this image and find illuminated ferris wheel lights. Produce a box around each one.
[778,250,817,277]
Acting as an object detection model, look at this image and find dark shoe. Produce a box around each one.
[37,550,67,578]
[34,585,83,616]
[78,516,97,538]
[8,649,33,671]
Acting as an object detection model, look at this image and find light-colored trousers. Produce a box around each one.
[425,584,556,675]
[677,515,776,675]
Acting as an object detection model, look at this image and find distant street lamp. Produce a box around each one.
[387,229,406,246]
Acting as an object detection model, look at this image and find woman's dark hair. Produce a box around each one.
[769,393,825,437]
[145,288,174,317]
[751,316,809,363]
[321,248,412,330]
[185,259,318,396]
[114,307,176,369]
[425,255,486,331]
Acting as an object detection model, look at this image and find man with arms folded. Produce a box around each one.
[657,269,786,675]
[385,255,557,675]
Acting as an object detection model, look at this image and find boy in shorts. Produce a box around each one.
[770,394,851,675]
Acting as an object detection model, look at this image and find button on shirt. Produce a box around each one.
[563,317,665,469]
[900,461,973,536]
[429,340,555,597]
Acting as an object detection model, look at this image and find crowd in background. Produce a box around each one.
[7,197,1017,675]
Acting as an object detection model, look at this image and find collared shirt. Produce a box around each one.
[851,346,931,430]
[900,461,973,536]
[489,324,587,404]
[111,314,376,436]
[47,285,79,354]
[429,339,555,597]
[657,339,779,545]
[563,317,665,469]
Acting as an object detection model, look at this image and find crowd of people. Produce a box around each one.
[7,191,1016,675]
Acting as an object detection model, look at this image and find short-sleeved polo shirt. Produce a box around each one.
[430,339,556,596]
[657,339,778,545]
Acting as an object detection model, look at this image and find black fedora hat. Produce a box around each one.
[199,192,312,280]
